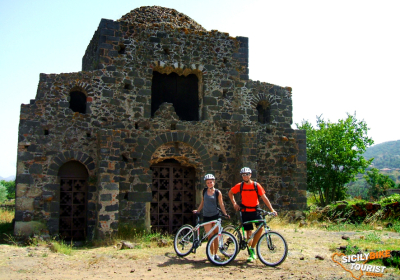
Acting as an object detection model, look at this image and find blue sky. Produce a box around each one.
[1,0,399,178]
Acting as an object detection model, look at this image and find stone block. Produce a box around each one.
[17,174,34,185]
[104,183,119,191]
[203,96,217,106]
[100,194,112,201]
[16,197,35,211]
[101,77,116,84]
[99,214,110,221]
[29,163,43,174]
[14,221,46,237]
[105,204,119,212]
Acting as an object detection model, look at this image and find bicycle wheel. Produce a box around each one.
[174,225,194,257]
[206,231,238,266]
[256,231,288,266]
[224,224,242,248]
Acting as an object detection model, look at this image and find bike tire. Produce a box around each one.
[256,231,288,266]
[224,224,243,249]
[206,231,238,266]
[174,224,195,257]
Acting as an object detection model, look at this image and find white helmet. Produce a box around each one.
[204,174,216,181]
[240,167,252,174]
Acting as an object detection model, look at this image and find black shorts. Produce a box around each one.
[203,214,219,223]
[241,211,262,231]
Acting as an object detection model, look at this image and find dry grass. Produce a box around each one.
[0,208,13,224]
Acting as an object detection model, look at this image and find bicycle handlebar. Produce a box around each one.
[238,205,277,217]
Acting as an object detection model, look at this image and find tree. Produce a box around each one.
[0,180,15,199]
[364,168,395,199]
[297,113,374,206]
[0,183,7,203]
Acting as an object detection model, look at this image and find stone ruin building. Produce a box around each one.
[15,6,306,241]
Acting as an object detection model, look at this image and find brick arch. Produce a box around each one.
[150,142,203,169]
[151,61,206,78]
[142,132,212,173]
[46,150,95,177]
[250,92,274,109]
[68,81,94,97]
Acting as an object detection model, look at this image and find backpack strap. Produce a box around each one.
[254,181,259,196]
[239,181,259,196]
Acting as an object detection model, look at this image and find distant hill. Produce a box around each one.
[0,175,15,181]
[364,140,400,169]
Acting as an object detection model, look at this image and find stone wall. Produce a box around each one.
[15,6,306,239]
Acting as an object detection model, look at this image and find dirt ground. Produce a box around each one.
[0,228,399,280]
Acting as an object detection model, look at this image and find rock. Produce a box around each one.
[118,241,135,249]
[338,246,347,251]
[386,222,393,228]
[157,238,169,247]
[335,201,348,205]
[315,255,324,260]
[294,210,305,221]
[336,204,347,210]
[299,220,307,227]
[300,257,304,260]
[334,218,347,224]
[342,235,350,240]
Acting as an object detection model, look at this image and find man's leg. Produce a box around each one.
[252,225,264,249]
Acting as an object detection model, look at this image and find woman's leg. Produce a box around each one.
[204,222,217,255]
[212,226,219,255]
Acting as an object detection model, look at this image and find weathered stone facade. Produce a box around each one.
[15,6,306,240]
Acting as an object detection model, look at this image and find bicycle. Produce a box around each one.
[224,207,288,266]
[173,212,238,266]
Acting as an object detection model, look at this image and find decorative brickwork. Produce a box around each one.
[15,6,306,239]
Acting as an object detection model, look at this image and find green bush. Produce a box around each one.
[0,183,8,203]
[0,180,15,200]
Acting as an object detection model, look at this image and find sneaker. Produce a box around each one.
[246,255,254,262]
[214,255,222,262]
[247,248,257,262]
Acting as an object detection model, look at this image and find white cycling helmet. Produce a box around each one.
[240,167,252,174]
[204,174,216,181]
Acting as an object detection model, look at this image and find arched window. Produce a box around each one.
[69,91,87,114]
[256,100,271,124]
[151,71,199,121]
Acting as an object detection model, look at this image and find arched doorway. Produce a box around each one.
[58,161,88,241]
[150,159,196,233]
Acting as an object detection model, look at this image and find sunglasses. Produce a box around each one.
[241,173,250,176]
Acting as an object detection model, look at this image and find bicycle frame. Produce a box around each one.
[236,210,273,251]
[180,216,224,251]
[195,218,223,242]
[240,218,269,243]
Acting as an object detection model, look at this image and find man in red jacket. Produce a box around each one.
[228,167,277,262]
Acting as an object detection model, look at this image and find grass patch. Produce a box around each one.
[0,207,14,244]
[325,222,375,232]
[49,239,73,255]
